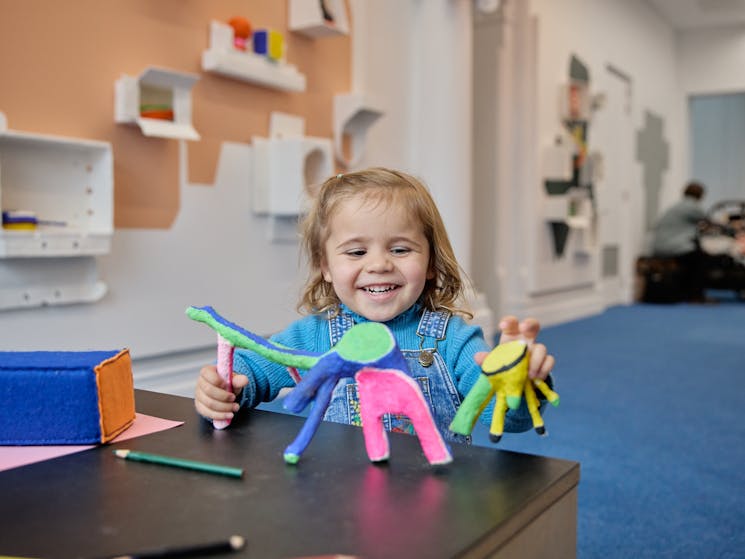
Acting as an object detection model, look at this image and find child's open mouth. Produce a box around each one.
[361,285,399,294]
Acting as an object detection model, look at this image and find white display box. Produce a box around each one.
[333,93,383,168]
[289,0,349,38]
[0,130,113,258]
[252,135,333,217]
[115,67,200,140]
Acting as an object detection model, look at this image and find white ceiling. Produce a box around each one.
[647,0,745,30]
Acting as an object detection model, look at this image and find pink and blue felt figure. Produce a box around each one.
[355,368,452,465]
[449,340,559,443]
[186,306,451,466]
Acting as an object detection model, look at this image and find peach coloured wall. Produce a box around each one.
[0,0,350,228]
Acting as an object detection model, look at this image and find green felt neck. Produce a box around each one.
[186,307,318,370]
[333,322,393,363]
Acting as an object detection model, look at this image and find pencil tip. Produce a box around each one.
[114,449,130,458]
[229,535,246,550]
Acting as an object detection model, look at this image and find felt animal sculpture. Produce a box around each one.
[449,340,560,443]
[186,306,451,465]
[356,368,452,465]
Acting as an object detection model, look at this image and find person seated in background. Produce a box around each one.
[650,181,712,302]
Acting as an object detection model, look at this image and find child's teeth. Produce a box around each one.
[367,286,394,293]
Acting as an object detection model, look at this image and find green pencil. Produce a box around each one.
[113,449,244,479]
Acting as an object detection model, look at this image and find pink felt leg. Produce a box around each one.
[214,334,235,430]
[357,369,390,462]
[356,368,452,465]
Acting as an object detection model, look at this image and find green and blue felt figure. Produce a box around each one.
[186,306,452,466]
[449,340,560,443]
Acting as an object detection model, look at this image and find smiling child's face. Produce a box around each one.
[320,196,434,323]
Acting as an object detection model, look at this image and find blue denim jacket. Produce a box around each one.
[234,304,548,439]
[322,308,470,444]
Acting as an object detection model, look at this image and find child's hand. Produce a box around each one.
[194,365,248,421]
[474,316,555,380]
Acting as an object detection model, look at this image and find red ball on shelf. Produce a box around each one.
[228,16,252,39]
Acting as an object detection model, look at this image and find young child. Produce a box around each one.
[195,167,555,442]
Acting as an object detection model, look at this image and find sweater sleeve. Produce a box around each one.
[236,314,331,409]
[446,316,554,433]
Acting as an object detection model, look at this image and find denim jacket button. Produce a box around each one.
[418,350,434,367]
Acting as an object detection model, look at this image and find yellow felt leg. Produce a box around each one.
[489,391,508,442]
[524,383,546,435]
[533,379,560,406]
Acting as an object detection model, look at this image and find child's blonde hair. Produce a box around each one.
[298,167,472,318]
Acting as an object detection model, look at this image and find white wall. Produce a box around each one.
[679,26,745,96]
[1,0,476,396]
[349,0,473,275]
[352,0,691,328]
[491,0,687,324]
[3,0,730,393]
[1,142,305,394]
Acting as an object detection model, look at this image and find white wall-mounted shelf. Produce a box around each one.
[250,113,332,241]
[115,66,200,140]
[202,21,306,92]
[542,191,592,230]
[333,93,383,168]
[543,188,594,259]
[0,129,113,258]
[289,0,349,38]
[252,135,333,217]
[0,121,113,311]
[0,257,107,311]
[542,134,573,181]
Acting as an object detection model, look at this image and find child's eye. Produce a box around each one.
[391,247,411,255]
[345,249,367,257]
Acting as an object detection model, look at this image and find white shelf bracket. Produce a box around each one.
[333,93,383,168]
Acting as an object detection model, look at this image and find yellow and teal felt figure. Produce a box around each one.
[449,340,559,442]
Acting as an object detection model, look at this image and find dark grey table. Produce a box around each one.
[0,390,579,559]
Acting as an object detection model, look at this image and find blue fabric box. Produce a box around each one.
[0,349,135,445]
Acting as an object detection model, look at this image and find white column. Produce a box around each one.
[408,0,474,275]
[350,0,474,275]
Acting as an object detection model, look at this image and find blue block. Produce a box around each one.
[253,29,268,55]
[0,350,135,445]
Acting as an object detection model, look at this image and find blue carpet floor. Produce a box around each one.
[481,299,745,558]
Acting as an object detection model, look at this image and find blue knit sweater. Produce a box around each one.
[235,303,542,432]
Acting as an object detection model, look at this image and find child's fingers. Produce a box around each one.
[519,318,541,343]
[499,316,541,345]
[528,343,555,379]
[497,315,520,342]
[194,366,238,419]
[473,351,489,366]
[194,392,236,421]
[498,316,553,379]
[231,372,248,396]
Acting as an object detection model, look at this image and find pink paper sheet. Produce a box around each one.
[0,413,184,473]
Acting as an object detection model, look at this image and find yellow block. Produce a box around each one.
[268,29,284,61]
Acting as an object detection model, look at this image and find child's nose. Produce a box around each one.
[366,251,393,272]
